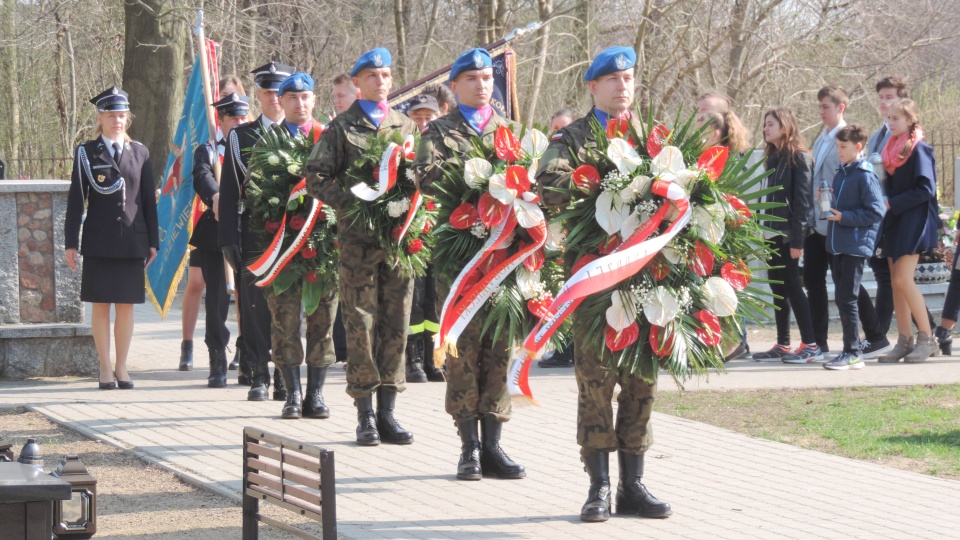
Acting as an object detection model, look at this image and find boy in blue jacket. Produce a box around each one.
[823,124,887,370]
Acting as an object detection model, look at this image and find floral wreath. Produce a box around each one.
[244,126,338,314]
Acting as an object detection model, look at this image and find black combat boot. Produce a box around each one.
[272,366,286,401]
[456,419,482,481]
[615,451,672,518]
[355,396,380,446]
[422,333,445,382]
[206,348,227,388]
[580,451,611,522]
[405,336,427,383]
[247,362,270,401]
[376,387,414,445]
[279,366,302,419]
[934,325,953,355]
[235,336,252,385]
[303,367,330,419]
[179,340,194,371]
[478,415,525,479]
[229,344,240,370]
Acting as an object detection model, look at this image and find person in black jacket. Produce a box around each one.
[65,86,159,390]
[751,107,823,364]
[190,93,250,387]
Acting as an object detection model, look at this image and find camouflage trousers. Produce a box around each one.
[266,282,338,369]
[443,315,512,423]
[339,236,414,398]
[574,319,656,457]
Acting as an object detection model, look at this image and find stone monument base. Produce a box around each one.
[0,324,97,379]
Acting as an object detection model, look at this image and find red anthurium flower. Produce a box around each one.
[572,253,600,274]
[694,309,722,347]
[605,321,640,352]
[305,271,318,283]
[572,164,602,194]
[722,194,752,225]
[461,268,480,290]
[651,254,671,281]
[521,246,545,272]
[688,241,715,277]
[407,238,424,254]
[450,202,479,229]
[697,146,729,181]
[477,192,508,228]
[289,215,306,230]
[598,234,622,255]
[301,247,317,259]
[646,124,671,158]
[527,292,554,319]
[505,165,532,194]
[721,260,751,291]
[479,248,508,274]
[494,125,522,162]
[606,117,631,140]
[649,324,675,357]
[265,220,281,234]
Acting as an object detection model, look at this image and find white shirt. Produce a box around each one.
[101,134,124,160]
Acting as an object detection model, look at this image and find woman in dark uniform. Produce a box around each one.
[64,86,159,389]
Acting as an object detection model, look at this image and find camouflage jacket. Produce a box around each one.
[305,100,418,240]
[536,109,643,209]
[411,107,519,197]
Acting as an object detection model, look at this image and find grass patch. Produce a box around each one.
[655,384,960,478]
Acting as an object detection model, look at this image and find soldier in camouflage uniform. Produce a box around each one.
[250,73,338,420]
[536,47,672,522]
[305,48,418,446]
[412,48,526,482]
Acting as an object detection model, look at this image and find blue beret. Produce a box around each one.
[583,46,636,81]
[90,86,130,112]
[449,48,492,82]
[277,73,314,96]
[212,93,250,117]
[350,48,392,77]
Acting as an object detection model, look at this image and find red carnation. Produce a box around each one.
[305,271,318,283]
[425,199,436,211]
[407,238,424,254]
[318,209,328,222]
[422,220,433,234]
[289,215,306,230]
[301,247,317,259]
[333,241,339,249]
[265,220,281,234]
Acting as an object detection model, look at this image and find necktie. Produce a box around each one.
[872,125,887,154]
[112,142,122,164]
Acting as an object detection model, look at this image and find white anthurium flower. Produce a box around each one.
[665,203,681,223]
[488,172,516,205]
[702,276,739,316]
[516,268,542,300]
[513,194,545,229]
[643,286,680,326]
[546,222,567,251]
[464,158,494,188]
[521,129,549,160]
[606,138,642,174]
[649,146,686,181]
[674,333,689,369]
[606,290,639,332]
[661,242,682,264]
[595,190,631,236]
[692,204,726,244]
[619,175,652,204]
[527,160,539,181]
[674,169,698,189]
[267,154,281,166]
[620,209,649,240]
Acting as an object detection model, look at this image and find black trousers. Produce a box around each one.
[769,237,815,345]
[942,247,960,323]
[237,258,272,371]
[196,249,230,350]
[804,233,884,344]
[831,254,866,353]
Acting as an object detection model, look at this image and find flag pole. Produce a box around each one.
[194,10,220,182]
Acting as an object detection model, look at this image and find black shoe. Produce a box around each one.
[421,333,445,381]
[207,349,227,388]
[272,367,286,401]
[456,420,482,480]
[303,367,330,419]
[235,336,252,385]
[580,452,611,522]
[99,370,117,390]
[228,348,240,370]
[478,415,525,478]
[615,452,672,518]
[279,366,302,419]
[862,336,892,359]
[538,345,574,368]
[247,363,270,401]
[179,340,194,371]
[355,396,380,446]
[405,337,427,383]
[935,325,953,355]
[376,387,414,445]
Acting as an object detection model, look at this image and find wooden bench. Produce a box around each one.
[242,427,337,540]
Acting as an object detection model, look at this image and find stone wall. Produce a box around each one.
[17,192,56,323]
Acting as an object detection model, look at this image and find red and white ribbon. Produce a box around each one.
[396,190,423,244]
[247,179,322,287]
[351,143,400,201]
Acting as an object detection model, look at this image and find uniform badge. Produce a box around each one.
[231,93,240,102]
[294,78,304,90]
[473,52,484,68]
[615,54,627,70]
[97,174,106,184]
[373,53,383,67]
[111,87,118,95]
[269,64,277,74]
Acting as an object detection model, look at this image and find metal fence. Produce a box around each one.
[929,131,959,208]
[1,152,72,181]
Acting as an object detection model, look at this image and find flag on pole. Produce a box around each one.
[146,42,218,318]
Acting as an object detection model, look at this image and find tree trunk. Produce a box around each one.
[393,0,408,85]
[121,0,187,174]
[565,0,592,109]
[2,0,20,162]
[726,0,752,101]
[523,0,552,125]
[415,0,442,78]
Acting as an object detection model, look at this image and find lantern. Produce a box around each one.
[51,455,97,539]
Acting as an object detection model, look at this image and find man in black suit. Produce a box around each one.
[191,93,250,388]
[218,62,292,401]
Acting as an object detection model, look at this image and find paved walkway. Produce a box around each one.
[3,303,960,539]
